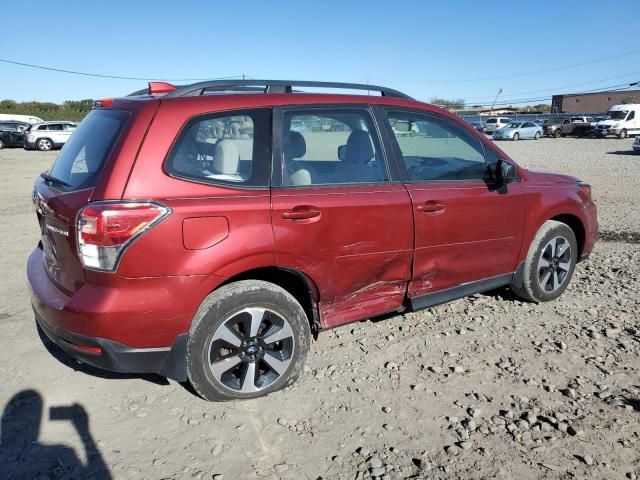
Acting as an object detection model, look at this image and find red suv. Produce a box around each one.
[28,80,598,401]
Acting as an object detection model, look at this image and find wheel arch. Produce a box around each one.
[550,213,586,257]
[219,266,321,335]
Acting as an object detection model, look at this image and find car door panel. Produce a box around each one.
[272,106,413,328]
[382,108,526,298]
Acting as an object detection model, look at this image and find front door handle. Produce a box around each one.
[416,202,445,213]
[281,208,321,220]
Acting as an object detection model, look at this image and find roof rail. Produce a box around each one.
[155,80,413,100]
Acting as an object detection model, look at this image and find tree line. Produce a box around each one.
[0,99,93,122]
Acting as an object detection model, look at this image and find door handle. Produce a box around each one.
[416,202,445,213]
[281,208,321,220]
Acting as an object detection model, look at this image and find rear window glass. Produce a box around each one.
[48,109,128,191]
[486,119,497,123]
[165,108,271,187]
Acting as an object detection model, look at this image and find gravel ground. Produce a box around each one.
[0,138,638,480]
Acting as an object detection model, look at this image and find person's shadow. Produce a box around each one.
[0,390,111,479]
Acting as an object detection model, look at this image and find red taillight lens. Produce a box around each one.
[77,202,169,271]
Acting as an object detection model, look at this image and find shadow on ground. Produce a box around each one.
[0,390,111,479]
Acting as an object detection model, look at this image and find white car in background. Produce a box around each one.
[0,113,44,125]
[24,121,77,151]
[483,117,512,134]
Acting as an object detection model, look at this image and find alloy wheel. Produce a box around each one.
[207,307,294,393]
[38,139,52,151]
[537,236,572,292]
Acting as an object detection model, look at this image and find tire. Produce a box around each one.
[36,138,53,151]
[554,129,562,138]
[513,133,519,141]
[186,280,311,401]
[618,129,628,139]
[511,220,578,303]
[534,131,541,140]
[0,139,4,149]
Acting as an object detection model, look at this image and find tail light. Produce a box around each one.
[77,202,170,271]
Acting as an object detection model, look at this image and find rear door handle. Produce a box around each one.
[416,202,445,213]
[281,208,321,220]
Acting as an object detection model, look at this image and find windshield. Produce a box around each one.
[48,109,129,191]
[505,123,522,128]
[605,110,628,120]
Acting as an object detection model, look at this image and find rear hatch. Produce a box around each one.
[34,109,130,294]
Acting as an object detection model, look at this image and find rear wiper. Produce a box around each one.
[40,172,70,187]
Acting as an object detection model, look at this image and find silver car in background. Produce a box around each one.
[24,121,77,151]
[493,121,543,141]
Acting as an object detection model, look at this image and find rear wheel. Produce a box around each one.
[186,280,311,401]
[618,129,628,139]
[554,129,562,138]
[534,131,541,140]
[36,138,53,151]
[513,132,519,141]
[511,220,577,303]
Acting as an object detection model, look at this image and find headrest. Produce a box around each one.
[285,131,306,159]
[346,130,374,164]
[212,140,240,175]
[290,168,312,186]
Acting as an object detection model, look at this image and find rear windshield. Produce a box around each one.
[486,119,497,123]
[48,109,129,191]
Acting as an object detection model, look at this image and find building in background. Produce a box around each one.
[551,90,639,113]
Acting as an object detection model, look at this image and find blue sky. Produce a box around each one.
[1,0,638,105]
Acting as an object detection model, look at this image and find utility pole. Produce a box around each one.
[490,88,502,115]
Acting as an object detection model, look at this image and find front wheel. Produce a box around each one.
[618,129,628,139]
[186,280,311,401]
[512,133,519,141]
[511,220,578,303]
[554,129,562,138]
[534,131,541,140]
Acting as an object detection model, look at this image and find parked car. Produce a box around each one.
[633,136,640,152]
[0,121,30,149]
[0,113,44,125]
[469,121,486,133]
[595,104,640,139]
[493,121,543,141]
[24,122,77,151]
[483,117,512,134]
[543,118,591,138]
[28,80,598,401]
[570,116,594,124]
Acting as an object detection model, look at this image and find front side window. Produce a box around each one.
[37,125,47,131]
[386,110,488,182]
[281,108,387,186]
[48,124,64,131]
[165,108,270,187]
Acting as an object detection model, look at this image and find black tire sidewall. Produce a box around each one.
[524,223,577,302]
[186,280,311,401]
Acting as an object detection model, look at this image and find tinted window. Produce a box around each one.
[165,108,270,187]
[486,119,497,124]
[47,124,64,131]
[0,123,17,131]
[386,110,487,182]
[37,125,47,130]
[281,108,387,186]
[48,109,129,191]
[628,111,635,121]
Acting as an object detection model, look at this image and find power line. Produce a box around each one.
[373,50,640,84]
[0,58,247,82]
[463,72,640,103]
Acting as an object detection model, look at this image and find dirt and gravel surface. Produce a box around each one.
[0,137,638,480]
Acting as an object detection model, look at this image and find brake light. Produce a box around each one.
[77,202,170,271]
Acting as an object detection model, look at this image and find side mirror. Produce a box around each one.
[338,144,346,161]
[496,159,516,185]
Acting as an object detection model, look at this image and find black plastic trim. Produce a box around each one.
[409,273,513,311]
[35,310,188,382]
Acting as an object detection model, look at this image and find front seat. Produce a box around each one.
[284,131,313,186]
[336,130,384,183]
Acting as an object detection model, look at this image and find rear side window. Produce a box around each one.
[165,108,270,187]
[48,124,64,131]
[37,125,47,130]
[48,109,129,191]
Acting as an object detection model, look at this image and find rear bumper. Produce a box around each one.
[27,246,223,381]
[35,309,188,381]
